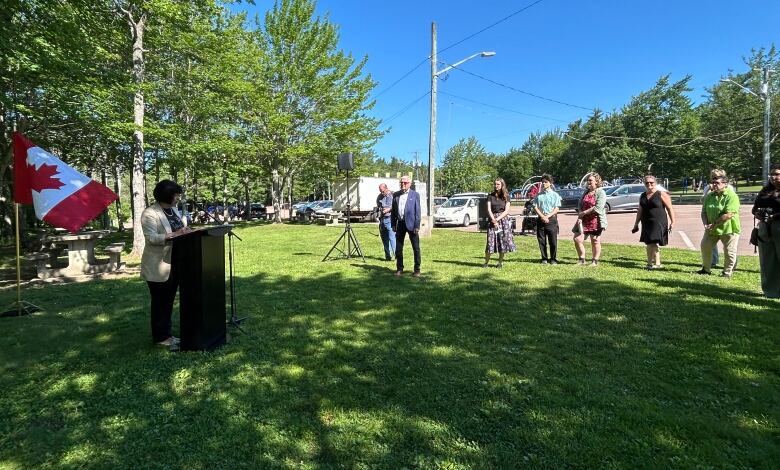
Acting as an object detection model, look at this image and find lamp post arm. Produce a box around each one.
[435,51,496,77]
[435,53,483,77]
[720,78,761,100]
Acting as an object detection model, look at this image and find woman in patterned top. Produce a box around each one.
[482,178,516,268]
[573,173,608,266]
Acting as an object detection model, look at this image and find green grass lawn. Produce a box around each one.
[1,223,778,468]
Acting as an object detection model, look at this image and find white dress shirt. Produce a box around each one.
[398,191,409,219]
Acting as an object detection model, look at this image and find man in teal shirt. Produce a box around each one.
[533,174,562,264]
[698,175,741,277]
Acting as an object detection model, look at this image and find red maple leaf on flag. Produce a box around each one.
[27,162,65,192]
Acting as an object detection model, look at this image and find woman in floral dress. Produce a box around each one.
[573,173,608,265]
[483,178,516,268]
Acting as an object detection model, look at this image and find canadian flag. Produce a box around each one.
[13,132,118,233]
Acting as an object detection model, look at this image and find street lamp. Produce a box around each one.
[427,21,494,235]
[720,67,773,181]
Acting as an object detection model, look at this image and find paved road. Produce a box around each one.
[449,204,757,256]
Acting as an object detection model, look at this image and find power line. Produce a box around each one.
[450,67,595,111]
[438,91,570,122]
[381,90,431,126]
[370,0,547,100]
[437,0,546,56]
[564,126,762,148]
[371,58,428,100]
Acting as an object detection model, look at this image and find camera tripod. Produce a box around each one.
[323,170,364,262]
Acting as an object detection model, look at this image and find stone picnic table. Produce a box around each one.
[32,230,125,278]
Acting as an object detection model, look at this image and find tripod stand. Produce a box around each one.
[323,169,365,262]
[226,228,248,335]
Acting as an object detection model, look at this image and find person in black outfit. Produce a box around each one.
[632,175,675,270]
[751,164,780,298]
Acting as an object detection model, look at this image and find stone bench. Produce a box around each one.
[25,253,51,276]
[105,243,125,270]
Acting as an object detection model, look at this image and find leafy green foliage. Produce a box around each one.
[440,136,494,194]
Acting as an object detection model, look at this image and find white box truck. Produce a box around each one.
[332,176,428,221]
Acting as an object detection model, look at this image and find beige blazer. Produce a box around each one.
[140,203,184,282]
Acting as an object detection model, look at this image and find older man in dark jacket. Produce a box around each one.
[391,175,421,277]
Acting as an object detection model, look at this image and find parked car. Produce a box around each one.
[304,200,333,214]
[249,203,267,219]
[312,201,335,218]
[605,183,666,212]
[602,185,619,196]
[434,194,483,227]
[433,196,448,211]
[557,188,584,210]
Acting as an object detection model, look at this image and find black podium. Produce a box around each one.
[172,226,231,351]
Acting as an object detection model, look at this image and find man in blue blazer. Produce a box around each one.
[391,175,422,277]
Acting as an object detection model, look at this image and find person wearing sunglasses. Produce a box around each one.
[391,175,422,277]
[751,164,780,297]
[698,175,741,278]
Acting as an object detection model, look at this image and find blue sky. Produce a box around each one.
[238,0,779,163]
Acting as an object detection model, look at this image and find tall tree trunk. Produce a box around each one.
[243,175,250,220]
[101,169,110,229]
[271,169,282,223]
[113,162,124,231]
[117,3,147,256]
[180,166,190,225]
[221,154,229,222]
[288,174,294,221]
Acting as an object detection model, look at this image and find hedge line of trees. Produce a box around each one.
[2,0,381,253]
[435,48,779,195]
[3,0,777,252]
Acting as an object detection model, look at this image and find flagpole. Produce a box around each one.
[1,201,41,317]
[15,203,21,316]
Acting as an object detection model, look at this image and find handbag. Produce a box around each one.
[749,227,759,246]
[571,219,582,235]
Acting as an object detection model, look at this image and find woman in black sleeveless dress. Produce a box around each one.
[632,175,675,270]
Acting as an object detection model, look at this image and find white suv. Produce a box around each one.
[434,194,483,227]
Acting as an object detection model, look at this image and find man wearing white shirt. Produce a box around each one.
[391,175,422,277]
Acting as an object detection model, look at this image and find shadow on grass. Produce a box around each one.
[0,253,778,467]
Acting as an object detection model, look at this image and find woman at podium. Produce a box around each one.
[140,180,191,348]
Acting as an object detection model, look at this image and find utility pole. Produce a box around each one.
[761,66,773,181]
[427,22,437,235]
[721,67,774,181]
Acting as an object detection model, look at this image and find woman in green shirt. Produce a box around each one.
[698,175,741,278]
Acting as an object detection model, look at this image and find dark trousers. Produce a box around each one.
[536,216,559,261]
[395,222,421,272]
[146,268,179,342]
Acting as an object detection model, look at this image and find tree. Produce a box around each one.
[698,47,780,182]
[620,74,700,178]
[246,0,381,222]
[440,137,494,194]
[494,148,532,190]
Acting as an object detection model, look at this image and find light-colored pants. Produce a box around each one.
[701,232,739,274]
